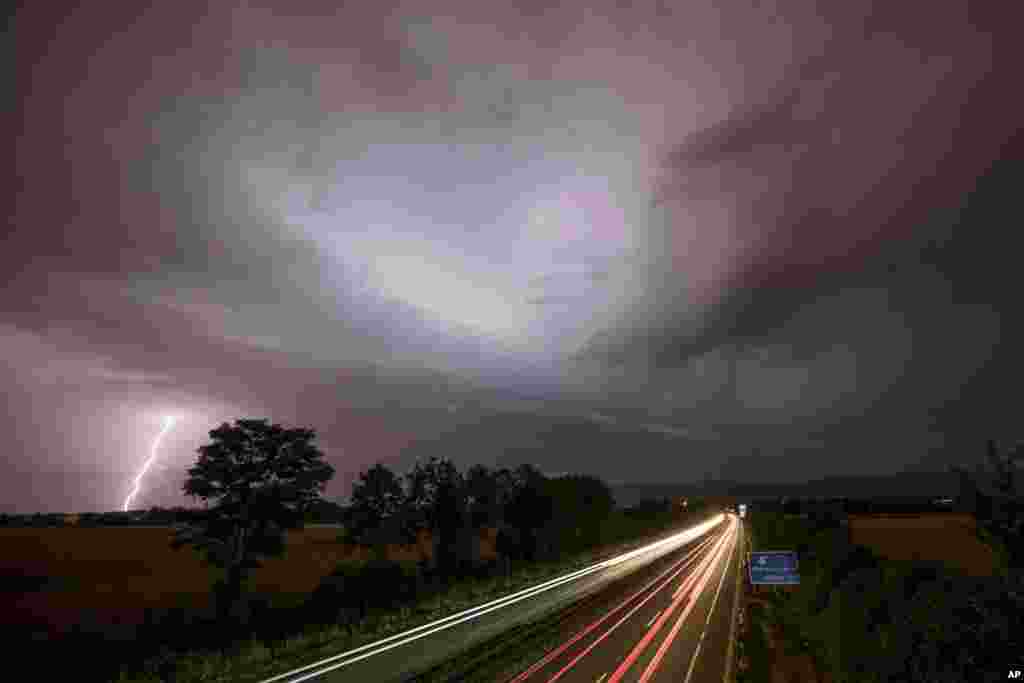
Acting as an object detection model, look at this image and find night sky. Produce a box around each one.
[6,2,1021,513]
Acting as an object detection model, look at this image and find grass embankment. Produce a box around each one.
[735,513,818,683]
[735,511,1019,683]
[115,509,714,683]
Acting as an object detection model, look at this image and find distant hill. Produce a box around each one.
[612,470,963,508]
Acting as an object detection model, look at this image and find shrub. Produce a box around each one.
[307,559,422,629]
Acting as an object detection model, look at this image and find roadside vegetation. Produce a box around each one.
[3,418,713,683]
[736,439,1024,683]
[116,501,701,683]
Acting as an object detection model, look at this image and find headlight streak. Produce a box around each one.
[122,415,177,512]
[537,529,728,683]
[259,514,725,683]
[680,518,738,683]
[607,517,736,683]
[510,529,723,683]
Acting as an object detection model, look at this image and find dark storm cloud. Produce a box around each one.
[592,0,1019,359]
[396,410,722,487]
[6,1,1022,512]
[579,2,1021,466]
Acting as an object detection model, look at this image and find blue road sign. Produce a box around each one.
[749,551,800,585]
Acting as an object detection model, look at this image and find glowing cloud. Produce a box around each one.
[122,415,178,512]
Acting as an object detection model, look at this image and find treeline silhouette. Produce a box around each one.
[0,499,348,527]
[309,457,706,630]
[0,507,210,527]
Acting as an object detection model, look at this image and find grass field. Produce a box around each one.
[846,513,999,576]
[0,525,497,631]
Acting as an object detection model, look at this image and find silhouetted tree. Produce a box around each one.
[492,467,518,510]
[404,456,467,577]
[503,464,554,561]
[490,467,519,575]
[465,464,502,528]
[546,474,615,552]
[346,463,406,542]
[171,419,334,624]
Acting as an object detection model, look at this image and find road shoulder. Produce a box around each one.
[722,520,744,683]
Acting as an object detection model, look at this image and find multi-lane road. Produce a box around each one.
[508,514,742,683]
[262,513,743,683]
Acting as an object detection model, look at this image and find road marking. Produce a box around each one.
[597,674,608,683]
[509,523,725,683]
[645,609,663,629]
[684,643,703,681]
[541,534,724,683]
[703,525,735,628]
[635,527,732,683]
[684,523,737,683]
[722,521,745,683]
[608,523,733,683]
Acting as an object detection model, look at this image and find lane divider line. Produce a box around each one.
[511,529,723,683]
[541,534,725,683]
[683,522,738,683]
[604,521,733,683]
[636,521,735,683]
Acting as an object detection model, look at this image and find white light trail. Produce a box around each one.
[122,415,178,512]
[259,514,725,683]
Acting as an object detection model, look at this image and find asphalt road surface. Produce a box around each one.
[506,514,742,683]
[261,514,738,683]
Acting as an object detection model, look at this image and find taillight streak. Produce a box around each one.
[509,528,722,683]
[539,532,724,683]
[260,515,727,683]
[606,520,734,683]
[638,523,737,682]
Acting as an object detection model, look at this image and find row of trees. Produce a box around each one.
[0,502,348,528]
[166,419,627,625]
[307,463,699,632]
[0,508,213,527]
[344,457,617,577]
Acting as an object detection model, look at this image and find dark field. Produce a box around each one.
[1,525,497,635]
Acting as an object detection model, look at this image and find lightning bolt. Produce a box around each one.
[123,415,177,512]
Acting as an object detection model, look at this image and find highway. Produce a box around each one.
[261,513,741,683]
[507,514,743,683]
